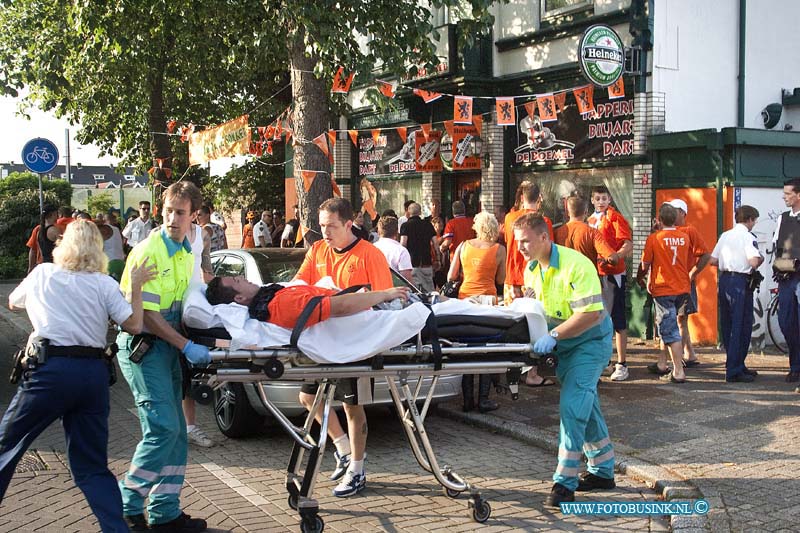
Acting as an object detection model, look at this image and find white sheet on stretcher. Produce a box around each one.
[182,283,547,364]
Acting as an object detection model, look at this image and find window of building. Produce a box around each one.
[93,174,105,182]
[541,0,592,20]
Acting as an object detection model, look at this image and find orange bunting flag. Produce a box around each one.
[495,97,516,126]
[326,130,336,149]
[376,80,395,99]
[155,158,166,169]
[420,123,432,141]
[537,94,557,122]
[274,120,282,139]
[331,66,355,94]
[311,133,330,161]
[266,125,275,139]
[413,88,443,103]
[301,170,317,192]
[285,129,292,144]
[443,120,454,136]
[523,101,537,119]
[179,123,194,142]
[573,85,595,115]
[166,120,177,134]
[555,92,567,113]
[266,141,273,155]
[257,126,267,141]
[471,115,483,134]
[331,177,342,198]
[371,129,382,146]
[348,130,358,147]
[397,127,407,143]
[608,77,625,99]
[162,168,173,179]
[453,96,473,124]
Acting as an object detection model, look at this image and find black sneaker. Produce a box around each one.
[726,373,755,383]
[743,367,758,376]
[150,513,207,532]
[544,483,574,508]
[576,472,616,492]
[478,399,499,413]
[125,514,148,531]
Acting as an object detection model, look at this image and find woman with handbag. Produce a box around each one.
[446,212,506,412]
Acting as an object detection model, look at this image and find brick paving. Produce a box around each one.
[0,286,664,532]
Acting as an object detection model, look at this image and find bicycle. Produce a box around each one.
[25,147,55,165]
[766,287,788,353]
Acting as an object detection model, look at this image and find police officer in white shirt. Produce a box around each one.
[252,210,273,247]
[122,201,155,248]
[710,205,764,383]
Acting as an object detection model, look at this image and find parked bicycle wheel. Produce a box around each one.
[767,293,788,354]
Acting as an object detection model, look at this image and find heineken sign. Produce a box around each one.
[578,25,624,87]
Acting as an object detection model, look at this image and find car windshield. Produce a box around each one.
[251,249,415,289]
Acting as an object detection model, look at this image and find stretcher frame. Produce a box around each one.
[193,338,552,533]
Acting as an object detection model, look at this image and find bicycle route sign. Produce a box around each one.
[21,137,59,174]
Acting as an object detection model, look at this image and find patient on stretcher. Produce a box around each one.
[205,276,411,330]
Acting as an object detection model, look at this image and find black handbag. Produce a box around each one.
[441,242,464,297]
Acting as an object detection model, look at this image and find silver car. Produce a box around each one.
[208,247,461,438]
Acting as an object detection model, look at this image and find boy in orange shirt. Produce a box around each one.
[637,204,691,383]
[587,185,633,381]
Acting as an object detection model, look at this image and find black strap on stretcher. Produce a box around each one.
[288,285,370,349]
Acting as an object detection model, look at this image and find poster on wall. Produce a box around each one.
[357,127,419,177]
[513,95,634,166]
[415,129,442,172]
[735,187,786,349]
[440,124,481,171]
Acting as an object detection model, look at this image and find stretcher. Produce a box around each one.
[186,316,555,533]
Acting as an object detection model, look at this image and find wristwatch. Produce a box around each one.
[549,330,559,340]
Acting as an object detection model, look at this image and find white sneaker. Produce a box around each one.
[187,426,215,448]
[609,363,629,381]
[333,470,366,497]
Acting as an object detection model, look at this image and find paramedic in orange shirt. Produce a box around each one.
[294,197,393,498]
[587,185,633,381]
[503,181,554,387]
[555,195,619,267]
[637,204,692,384]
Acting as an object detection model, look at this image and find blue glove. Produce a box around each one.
[182,340,211,366]
[532,333,557,354]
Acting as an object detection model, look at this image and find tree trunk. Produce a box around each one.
[288,27,332,245]
[148,70,173,194]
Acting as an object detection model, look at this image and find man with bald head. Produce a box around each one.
[400,202,438,292]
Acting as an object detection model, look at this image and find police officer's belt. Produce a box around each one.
[45,345,105,359]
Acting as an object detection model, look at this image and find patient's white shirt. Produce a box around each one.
[9,263,132,348]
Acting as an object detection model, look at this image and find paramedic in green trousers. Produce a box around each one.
[513,212,616,508]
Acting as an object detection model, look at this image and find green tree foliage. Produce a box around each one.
[87,193,116,218]
[0,189,63,278]
[0,172,72,207]
[204,159,285,216]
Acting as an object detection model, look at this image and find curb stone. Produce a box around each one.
[439,404,711,531]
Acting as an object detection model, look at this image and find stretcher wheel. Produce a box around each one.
[288,493,298,510]
[299,514,324,533]
[192,384,214,405]
[444,486,462,498]
[264,358,285,379]
[542,354,557,368]
[471,499,491,523]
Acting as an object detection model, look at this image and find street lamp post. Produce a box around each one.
[64,128,71,183]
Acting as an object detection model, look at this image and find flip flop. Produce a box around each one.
[524,377,556,387]
[682,359,701,368]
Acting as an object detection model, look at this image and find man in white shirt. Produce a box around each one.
[252,210,273,247]
[122,201,154,248]
[372,215,413,280]
[772,177,800,383]
[710,205,763,383]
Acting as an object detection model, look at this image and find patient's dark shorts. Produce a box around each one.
[300,378,373,406]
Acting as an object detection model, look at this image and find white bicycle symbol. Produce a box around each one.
[25,147,55,165]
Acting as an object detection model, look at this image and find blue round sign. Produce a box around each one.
[22,138,59,174]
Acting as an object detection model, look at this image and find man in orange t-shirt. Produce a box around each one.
[637,203,692,384]
[205,276,408,330]
[25,225,42,273]
[439,200,475,261]
[294,197,393,498]
[555,195,618,267]
[587,185,633,381]
[504,181,553,387]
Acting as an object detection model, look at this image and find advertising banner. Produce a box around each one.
[189,115,250,165]
[357,127,419,177]
[513,96,634,166]
[415,129,442,172]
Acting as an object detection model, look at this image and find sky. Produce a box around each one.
[0,95,242,175]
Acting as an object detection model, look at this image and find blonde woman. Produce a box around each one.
[447,211,506,412]
[2,220,155,531]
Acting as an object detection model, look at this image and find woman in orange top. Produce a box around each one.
[447,211,506,413]
[242,211,256,248]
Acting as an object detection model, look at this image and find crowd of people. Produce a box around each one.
[2,175,800,528]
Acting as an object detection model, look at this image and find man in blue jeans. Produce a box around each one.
[773,178,800,384]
